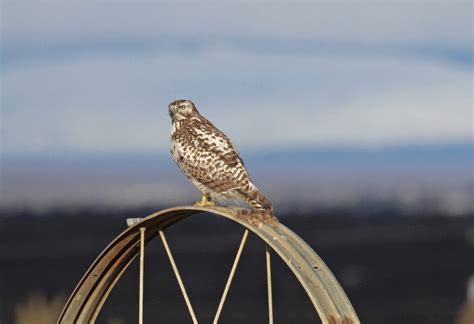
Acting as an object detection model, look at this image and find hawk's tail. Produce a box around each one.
[237,182,273,211]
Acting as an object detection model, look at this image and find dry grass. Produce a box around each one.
[456,302,474,324]
[14,292,66,324]
[13,291,124,324]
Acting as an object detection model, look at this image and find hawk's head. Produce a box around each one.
[168,99,198,121]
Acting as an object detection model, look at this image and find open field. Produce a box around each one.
[1,207,472,323]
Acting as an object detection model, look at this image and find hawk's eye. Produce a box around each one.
[178,105,185,110]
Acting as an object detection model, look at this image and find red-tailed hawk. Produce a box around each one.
[169,99,272,211]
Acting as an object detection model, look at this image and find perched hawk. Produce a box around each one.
[168,99,272,211]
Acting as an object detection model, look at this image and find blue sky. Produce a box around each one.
[1,2,472,212]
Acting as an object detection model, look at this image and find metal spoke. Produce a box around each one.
[139,227,146,324]
[213,229,249,324]
[266,244,273,324]
[159,229,198,324]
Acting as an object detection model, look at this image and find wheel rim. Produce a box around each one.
[58,206,360,324]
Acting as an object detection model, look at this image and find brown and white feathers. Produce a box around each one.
[168,99,272,210]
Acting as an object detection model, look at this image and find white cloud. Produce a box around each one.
[1,1,472,155]
[1,47,471,154]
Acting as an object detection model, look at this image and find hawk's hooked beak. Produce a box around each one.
[169,108,174,118]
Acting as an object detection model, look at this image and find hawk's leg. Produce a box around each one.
[193,195,215,207]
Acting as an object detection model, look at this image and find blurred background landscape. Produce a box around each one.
[1,1,472,323]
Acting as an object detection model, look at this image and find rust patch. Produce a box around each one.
[328,315,356,324]
[343,316,355,324]
[328,315,337,324]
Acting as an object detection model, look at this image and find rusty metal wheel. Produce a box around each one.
[58,206,360,324]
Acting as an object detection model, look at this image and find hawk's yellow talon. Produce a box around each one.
[193,195,215,207]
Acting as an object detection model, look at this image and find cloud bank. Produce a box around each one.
[1,2,472,155]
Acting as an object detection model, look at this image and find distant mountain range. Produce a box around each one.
[2,143,472,215]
